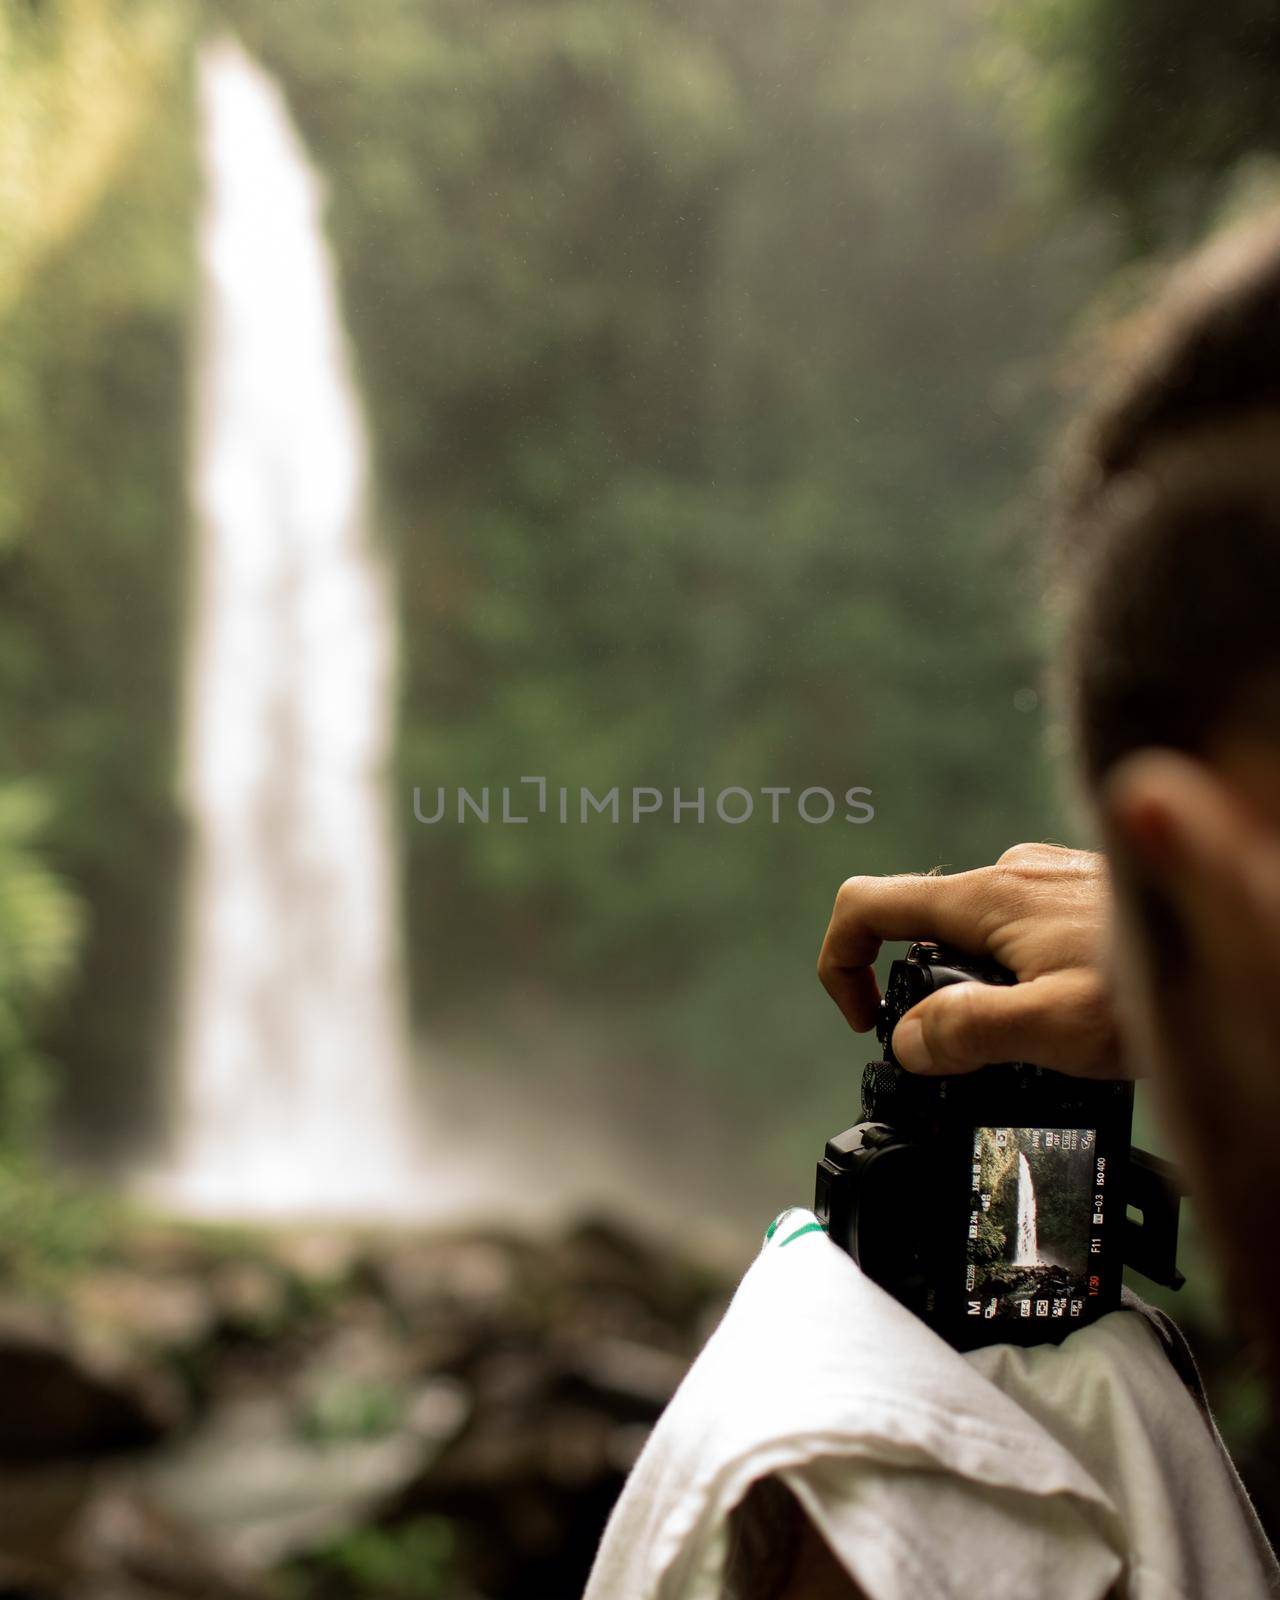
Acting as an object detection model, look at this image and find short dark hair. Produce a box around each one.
[1056,215,1280,785]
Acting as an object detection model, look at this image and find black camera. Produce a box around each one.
[815,942,1184,1349]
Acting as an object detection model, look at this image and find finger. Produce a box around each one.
[817,869,1002,1031]
[891,968,1122,1078]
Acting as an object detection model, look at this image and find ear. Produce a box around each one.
[1097,748,1262,1071]
[1208,728,1280,841]
[1102,747,1270,904]
[1100,742,1280,1097]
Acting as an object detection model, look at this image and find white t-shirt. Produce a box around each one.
[585,1209,1279,1600]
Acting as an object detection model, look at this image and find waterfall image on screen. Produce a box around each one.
[1012,1150,1039,1266]
[152,37,423,1217]
[966,1126,1099,1324]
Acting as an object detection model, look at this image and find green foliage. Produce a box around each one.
[974,1129,1017,1264]
[0,785,107,1288]
[971,1207,1008,1269]
[994,0,1280,246]
[1027,1140,1094,1268]
[0,785,81,1150]
[286,1516,460,1600]
[0,0,194,326]
[217,0,1095,1114]
[0,1,197,1153]
[0,1163,112,1285]
[1,0,1274,1487]
[299,1377,406,1444]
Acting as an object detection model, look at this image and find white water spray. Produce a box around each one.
[159,37,421,1217]
[1013,1150,1040,1266]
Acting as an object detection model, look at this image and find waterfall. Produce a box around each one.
[158,36,422,1217]
[1013,1150,1040,1266]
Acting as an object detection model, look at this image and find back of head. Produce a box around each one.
[1056,213,1280,788]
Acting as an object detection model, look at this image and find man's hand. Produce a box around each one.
[817,843,1122,1077]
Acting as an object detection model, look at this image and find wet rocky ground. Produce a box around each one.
[977,1262,1081,1303]
[0,1218,731,1600]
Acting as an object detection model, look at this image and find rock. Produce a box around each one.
[549,1214,719,1343]
[138,1374,466,1572]
[379,1332,682,1598]
[328,1215,733,1598]
[0,1215,730,1600]
[372,1235,528,1325]
[72,1484,269,1599]
[268,1231,363,1294]
[64,1269,216,1357]
[388,1398,632,1600]
[206,1262,290,1340]
[404,1377,469,1444]
[0,1460,93,1592]
[366,1233,545,1383]
[0,1467,269,1600]
[0,1305,183,1461]
[554,1336,687,1420]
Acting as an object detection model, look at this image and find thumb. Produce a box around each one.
[892,968,1121,1079]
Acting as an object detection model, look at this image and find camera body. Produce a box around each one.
[815,942,1183,1350]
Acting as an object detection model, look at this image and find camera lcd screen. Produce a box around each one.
[964,1126,1107,1326]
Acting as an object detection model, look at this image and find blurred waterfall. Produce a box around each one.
[159,37,421,1216]
[1013,1151,1040,1266]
